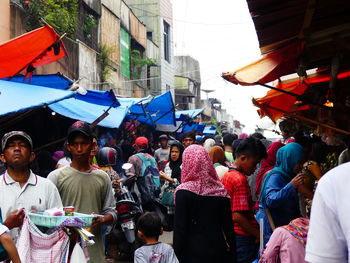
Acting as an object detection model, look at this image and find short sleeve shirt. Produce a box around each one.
[305,162,350,263]
[221,169,258,236]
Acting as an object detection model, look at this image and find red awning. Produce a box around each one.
[253,70,350,121]
[222,41,304,86]
[0,24,67,79]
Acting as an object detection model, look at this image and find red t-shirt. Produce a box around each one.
[221,169,258,236]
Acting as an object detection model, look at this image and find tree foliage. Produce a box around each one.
[21,0,78,38]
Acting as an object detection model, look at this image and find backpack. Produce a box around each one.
[135,153,161,204]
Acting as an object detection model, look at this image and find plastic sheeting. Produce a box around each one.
[9,74,72,90]
[126,92,176,126]
[0,25,67,79]
[203,126,217,135]
[222,41,303,86]
[175,109,204,121]
[0,80,74,117]
[49,98,127,129]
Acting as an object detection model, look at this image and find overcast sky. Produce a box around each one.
[171,0,277,134]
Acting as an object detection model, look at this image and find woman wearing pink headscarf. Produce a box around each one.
[173,145,235,263]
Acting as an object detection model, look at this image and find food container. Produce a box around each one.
[28,212,94,228]
[64,206,75,216]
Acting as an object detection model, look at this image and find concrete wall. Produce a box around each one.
[101,5,121,63]
[160,13,174,97]
[0,0,10,44]
[36,38,80,81]
[123,0,160,46]
[78,41,100,90]
[9,2,26,39]
[160,0,172,26]
[101,0,121,17]
[174,56,201,84]
[83,0,102,15]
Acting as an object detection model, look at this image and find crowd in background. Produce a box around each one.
[1,122,350,263]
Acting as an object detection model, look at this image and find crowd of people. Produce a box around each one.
[0,122,349,263]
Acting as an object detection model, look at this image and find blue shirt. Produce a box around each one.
[256,172,300,243]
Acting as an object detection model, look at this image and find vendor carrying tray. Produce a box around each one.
[28,212,94,228]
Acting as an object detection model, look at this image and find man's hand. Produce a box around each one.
[291,174,304,189]
[3,209,25,229]
[91,214,113,227]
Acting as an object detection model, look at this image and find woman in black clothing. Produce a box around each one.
[173,144,236,263]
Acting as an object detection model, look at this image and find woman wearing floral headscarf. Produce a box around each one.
[259,218,309,263]
[173,145,235,263]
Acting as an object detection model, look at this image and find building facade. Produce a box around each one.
[174,56,201,110]
[124,0,175,97]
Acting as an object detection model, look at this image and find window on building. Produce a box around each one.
[147,31,153,41]
[163,21,170,62]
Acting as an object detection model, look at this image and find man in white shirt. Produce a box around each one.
[0,131,62,238]
[305,162,350,263]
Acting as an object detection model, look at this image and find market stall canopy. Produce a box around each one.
[175,109,204,121]
[203,126,217,135]
[49,98,127,129]
[125,92,176,126]
[6,74,123,128]
[10,74,72,89]
[222,41,303,85]
[0,80,74,117]
[0,25,67,79]
[156,108,204,132]
[254,70,350,121]
[8,74,119,107]
[246,0,350,70]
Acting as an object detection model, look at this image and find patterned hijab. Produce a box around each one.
[175,144,229,198]
[282,217,309,246]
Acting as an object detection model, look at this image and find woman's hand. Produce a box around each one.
[291,174,304,189]
[297,184,314,199]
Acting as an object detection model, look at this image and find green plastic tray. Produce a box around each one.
[28,212,94,228]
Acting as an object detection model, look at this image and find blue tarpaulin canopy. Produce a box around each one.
[9,74,72,90]
[0,80,75,117]
[5,74,124,128]
[124,92,176,126]
[203,125,217,135]
[175,109,204,121]
[5,74,175,128]
[49,99,128,128]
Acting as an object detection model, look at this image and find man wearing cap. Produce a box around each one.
[48,121,117,262]
[127,137,160,211]
[0,131,62,238]
[127,137,155,178]
[154,134,170,168]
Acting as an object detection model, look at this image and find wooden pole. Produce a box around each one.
[260,104,350,135]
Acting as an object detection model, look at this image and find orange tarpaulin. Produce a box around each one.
[222,41,304,86]
[0,25,67,79]
[253,70,350,121]
[253,81,309,122]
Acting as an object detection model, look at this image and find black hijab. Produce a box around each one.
[169,142,184,182]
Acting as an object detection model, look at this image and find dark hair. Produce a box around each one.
[223,134,237,146]
[137,212,162,238]
[250,132,265,140]
[235,137,267,159]
[180,131,196,142]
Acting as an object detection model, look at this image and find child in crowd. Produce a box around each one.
[134,212,179,263]
[0,223,21,263]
